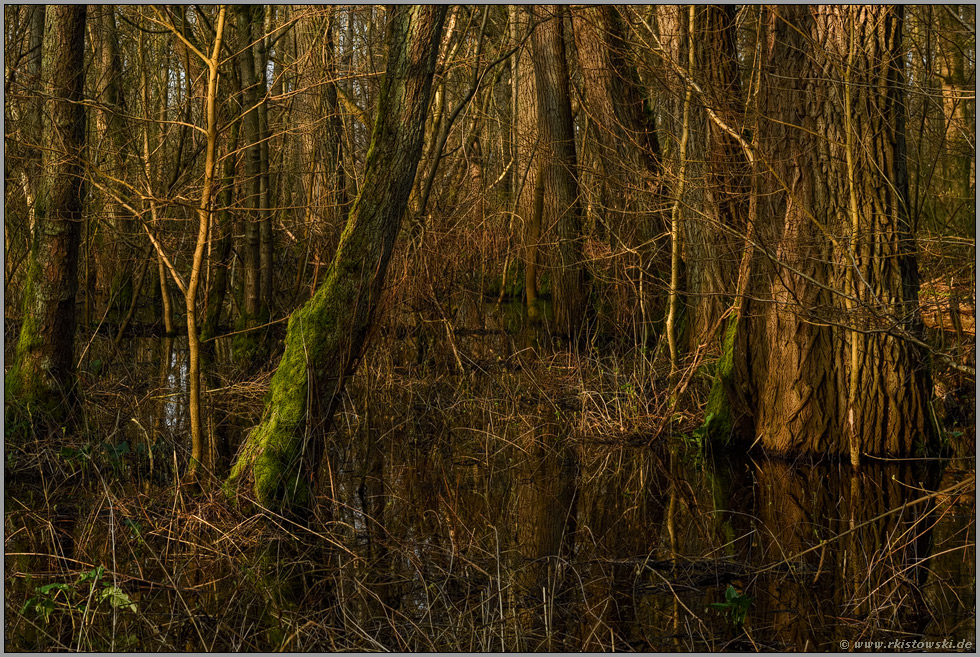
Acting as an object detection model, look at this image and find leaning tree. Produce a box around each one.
[225,5,448,512]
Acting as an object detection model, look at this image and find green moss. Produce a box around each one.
[699,314,738,446]
[5,252,71,429]
[224,278,347,512]
[484,260,525,300]
[231,307,271,364]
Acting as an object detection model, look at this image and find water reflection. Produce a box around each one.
[298,386,974,650]
[6,329,972,651]
[318,401,974,651]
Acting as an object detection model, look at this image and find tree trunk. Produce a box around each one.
[511,6,542,317]
[718,6,934,459]
[202,111,239,343]
[532,5,588,340]
[225,5,448,513]
[235,5,264,327]
[94,4,136,320]
[571,7,666,342]
[256,7,274,316]
[689,5,747,349]
[185,7,227,476]
[5,4,87,430]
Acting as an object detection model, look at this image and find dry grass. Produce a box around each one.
[5,319,975,651]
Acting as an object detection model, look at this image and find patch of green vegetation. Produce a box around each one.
[21,565,137,626]
[232,307,272,365]
[709,584,752,629]
[699,314,739,446]
[484,260,525,300]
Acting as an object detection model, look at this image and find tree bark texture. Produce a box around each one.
[689,5,748,348]
[727,6,934,458]
[532,5,588,339]
[94,4,136,317]
[235,5,265,325]
[571,6,667,339]
[5,4,87,427]
[225,5,448,512]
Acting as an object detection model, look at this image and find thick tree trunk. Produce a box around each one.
[5,5,87,429]
[571,6,666,342]
[225,5,447,512]
[532,5,588,340]
[689,5,747,349]
[718,6,934,459]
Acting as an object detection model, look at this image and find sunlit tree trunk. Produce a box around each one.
[226,5,448,513]
[720,6,934,459]
[184,8,227,475]
[5,4,87,430]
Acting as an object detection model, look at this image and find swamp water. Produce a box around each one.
[4,306,976,651]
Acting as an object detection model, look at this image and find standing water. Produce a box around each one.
[4,325,975,651]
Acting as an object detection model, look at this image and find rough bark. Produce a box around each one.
[571,6,666,341]
[225,5,448,512]
[689,5,748,349]
[720,6,934,458]
[532,5,588,339]
[5,4,87,429]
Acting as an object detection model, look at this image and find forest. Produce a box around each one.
[3,4,976,651]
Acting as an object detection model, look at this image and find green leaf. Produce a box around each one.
[99,586,137,613]
[77,565,105,584]
[22,597,57,623]
[37,599,56,623]
[37,582,71,596]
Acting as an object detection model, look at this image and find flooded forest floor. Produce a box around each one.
[4,299,976,651]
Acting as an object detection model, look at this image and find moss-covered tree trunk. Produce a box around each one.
[5,5,87,432]
[225,5,448,512]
